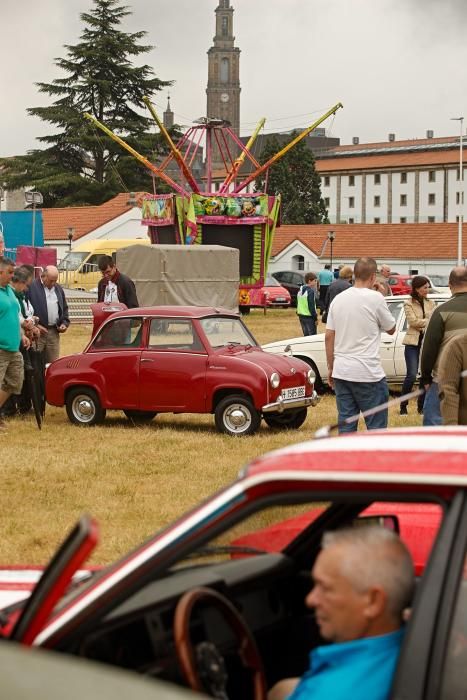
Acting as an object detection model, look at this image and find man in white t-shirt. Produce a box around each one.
[325,257,395,432]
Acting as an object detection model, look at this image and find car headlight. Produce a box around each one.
[270,372,280,389]
[307,369,316,385]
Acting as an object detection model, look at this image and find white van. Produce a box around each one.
[58,239,150,291]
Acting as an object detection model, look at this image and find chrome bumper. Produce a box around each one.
[262,390,320,414]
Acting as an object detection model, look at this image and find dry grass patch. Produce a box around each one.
[1,309,421,566]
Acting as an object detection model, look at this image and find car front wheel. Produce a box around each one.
[66,388,106,426]
[263,407,308,430]
[214,395,261,436]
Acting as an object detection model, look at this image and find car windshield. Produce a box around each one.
[265,276,281,286]
[387,299,404,323]
[200,316,257,349]
[58,252,89,271]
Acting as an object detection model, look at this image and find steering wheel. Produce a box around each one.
[174,587,267,700]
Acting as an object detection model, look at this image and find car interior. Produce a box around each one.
[32,493,447,699]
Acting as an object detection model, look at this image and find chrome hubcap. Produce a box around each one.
[224,404,251,432]
[73,396,95,422]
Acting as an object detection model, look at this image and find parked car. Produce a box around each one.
[45,306,318,435]
[0,427,466,700]
[271,270,306,306]
[262,293,450,392]
[426,273,450,294]
[388,274,414,295]
[261,276,291,308]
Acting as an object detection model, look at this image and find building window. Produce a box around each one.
[428,216,435,223]
[400,194,407,206]
[456,192,464,205]
[400,217,406,223]
[428,193,436,205]
[323,176,330,187]
[374,195,380,207]
[324,197,330,207]
[374,217,380,223]
[348,217,354,224]
[374,174,381,185]
[348,196,355,208]
[221,16,228,35]
[457,168,465,180]
[348,175,355,186]
[220,57,229,83]
[428,170,436,182]
[400,172,407,184]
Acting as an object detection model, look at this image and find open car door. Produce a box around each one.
[10,514,99,645]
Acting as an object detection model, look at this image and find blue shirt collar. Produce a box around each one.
[310,628,405,672]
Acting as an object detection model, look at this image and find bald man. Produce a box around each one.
[27,265,70,363]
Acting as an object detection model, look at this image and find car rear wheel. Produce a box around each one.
[123,410,157,423]
[66,388,106,426]
[214,395,261,436]
[263,408,307,430]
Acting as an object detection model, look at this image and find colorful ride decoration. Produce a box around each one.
[85,99,342,308]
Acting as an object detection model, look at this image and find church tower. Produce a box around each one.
[163,95,174,130]
[206,0,241,167]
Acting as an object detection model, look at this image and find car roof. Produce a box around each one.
[243,427,467,492]
[102,306,240,320]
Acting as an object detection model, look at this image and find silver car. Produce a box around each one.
[262,293,450,391]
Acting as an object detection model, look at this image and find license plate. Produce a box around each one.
[281,386,305,399]
[275,297,286,302]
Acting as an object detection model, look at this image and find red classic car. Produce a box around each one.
[0,427,466,700]
[260,276,292,308]
[45,306,318,435]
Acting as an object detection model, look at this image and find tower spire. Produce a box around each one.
[163,93,174,129]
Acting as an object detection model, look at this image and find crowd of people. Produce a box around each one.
[0,251,139,430]
[298,258,467,431]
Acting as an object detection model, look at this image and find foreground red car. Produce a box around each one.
[45,306,318,435]
[0,427,465,700]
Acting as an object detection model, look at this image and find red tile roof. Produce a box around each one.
[42,192,146,242]
[316,148,464,173]
[272,223,465,260]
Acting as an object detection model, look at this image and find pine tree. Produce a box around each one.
[0,0,172,206]
[256,133,329,225]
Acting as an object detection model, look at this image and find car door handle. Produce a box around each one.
[141,358,154,363]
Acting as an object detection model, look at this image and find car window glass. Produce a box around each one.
[265,276,281,286]
[92,318,143,349]
[439,554,467,699]
[279,272,291,283]
[387,300,404,326]
[292,273,304,285]
[148,319,203,351]
[82,254,101,273]
[200,317,256,349]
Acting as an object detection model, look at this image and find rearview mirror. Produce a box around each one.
[353,514,400,534]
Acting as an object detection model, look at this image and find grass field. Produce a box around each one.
[1,309,422,566]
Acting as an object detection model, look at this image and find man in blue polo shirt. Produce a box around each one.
[269,527,414,700]
[0,256,28,427]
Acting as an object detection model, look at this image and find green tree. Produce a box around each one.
[0,0,172,207]
[255,134,329,224]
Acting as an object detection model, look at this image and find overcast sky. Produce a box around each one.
[2,0,467,157]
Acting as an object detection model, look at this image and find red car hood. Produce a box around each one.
[223,346,309,376]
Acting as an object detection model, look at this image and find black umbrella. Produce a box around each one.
[24,347,45,430]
